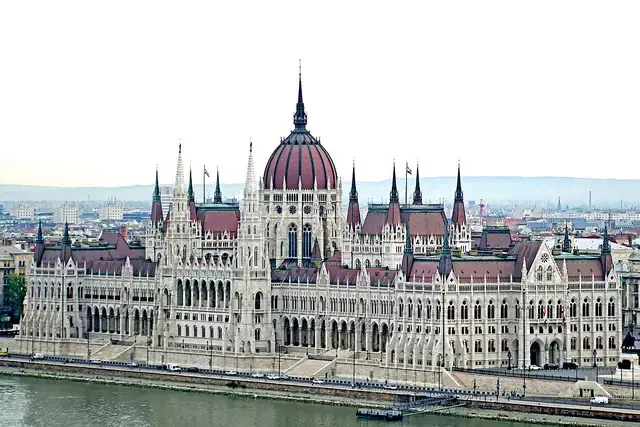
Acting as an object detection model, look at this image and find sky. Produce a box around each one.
[1,1,639,187]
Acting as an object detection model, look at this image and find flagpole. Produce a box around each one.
[405,161,408,205]
[203,167,206,204]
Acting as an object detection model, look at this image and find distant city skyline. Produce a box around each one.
[1,1,639,187]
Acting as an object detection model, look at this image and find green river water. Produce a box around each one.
[0,375,544,427]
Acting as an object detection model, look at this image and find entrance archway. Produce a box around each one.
[530,341,541,367]
[549,340,561,365]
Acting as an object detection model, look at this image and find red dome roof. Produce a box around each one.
[263,74,338,191]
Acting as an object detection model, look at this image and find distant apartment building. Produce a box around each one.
[0,246,33,304]
[12,204,35,220]
[54,204,79,224]
[99,199,123,221]
[160,185,172,217]
[620,251,640,330]
[542,211,640,222]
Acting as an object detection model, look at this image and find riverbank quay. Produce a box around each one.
[2,358,640,425]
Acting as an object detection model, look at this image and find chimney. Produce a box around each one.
[120,225,128,241]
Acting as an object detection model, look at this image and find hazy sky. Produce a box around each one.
[1,1,639,187]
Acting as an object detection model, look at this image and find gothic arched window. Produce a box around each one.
[288,224,298,258]
[302,223,312,258]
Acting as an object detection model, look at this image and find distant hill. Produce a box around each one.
[1,177,639,207]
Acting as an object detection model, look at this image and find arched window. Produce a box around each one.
[583,337,590,349]
[218,327,223,339]
[608,298,615,316]
[255,292,263,310]
[398,299,404,318]
[487,301,495,319]
[288,224,298,258]
[193,325,197,337]
[407,299,413,318]
[177,325,182,336]
[582,298,590,317]
[501,299,508,319]
[185,325,190,337]
[546,266,553,281]
[255,329,261,340]
[426,300,432,319]
[365,259,371,268]
[355,259,361,269]
[528,301,535,319]
[488,340,496,352]
[474,301,481,320]
[595,298,602,317]
[501,338,509,351]
[375,260,381,267]
[417,300,422,319]
[536,266,543,281]
[302,224,312,258]
[254,247,258,267]
[537,300,544,318]
[201,326,205,338]
[515,300,520,319]
[547,300,553,319]
[570,337,577,350]
[570,299,577,317]
[210,326,214,338]
[474,340,482,353]
[447,301,455,320]
[461,301,468,320]
[596,336,603,350]
[556,300,563,318]
[608,336,616,349]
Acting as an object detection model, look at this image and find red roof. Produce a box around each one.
[263,138,338,190]
[361,206,447,236]
[197,209,240,237]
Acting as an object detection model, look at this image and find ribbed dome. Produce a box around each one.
[263,73,338,190]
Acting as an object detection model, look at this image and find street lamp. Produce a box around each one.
[593,349,598,383]
[507,350,512,371]
[437,354,442,391]
[496,378,500,400]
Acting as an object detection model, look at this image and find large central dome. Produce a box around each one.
[263,74,338,190]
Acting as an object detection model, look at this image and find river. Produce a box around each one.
[0,375,543,427]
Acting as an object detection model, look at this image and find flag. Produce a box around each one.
[204,166,210,178]
[406,164,412,175]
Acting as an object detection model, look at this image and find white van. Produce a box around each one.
[31,353,44,360]
[590,396,609,404]
[167,364,182,372]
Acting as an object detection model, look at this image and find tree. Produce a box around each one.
[3,274,26,324]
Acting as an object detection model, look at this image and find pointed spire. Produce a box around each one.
[293,60,307,131]
[601,223,611,255]
[213,167,222,204]
[455,160,463,201]
[413,162,423,204]
[187,167,195,203]
[62,222,71,245]
[153,167,161,202]
[349,160,358,203]
[562,220,571,252]
[173,142,185,195]
[244,140,257,194]
[390,161,399,204]
[36,220,44,244]
[438,224,453,277]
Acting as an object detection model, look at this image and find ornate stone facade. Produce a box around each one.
[18,72,623,372]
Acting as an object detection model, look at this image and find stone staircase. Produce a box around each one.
[90,342,134,361]
[286,357,335,377]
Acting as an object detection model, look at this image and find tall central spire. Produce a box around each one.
[293,60,307,131]
[390,161,399,204]
[36,220,44,244]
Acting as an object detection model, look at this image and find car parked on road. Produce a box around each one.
[251,372,265,378]
[267,374,281,380]
[224,370,238,376]
[90,359,102,365]
[562,362,578,370]
[543,363,558,370]
[312,378,325,384]
[528,365,541,371]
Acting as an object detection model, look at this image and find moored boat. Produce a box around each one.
[356,408,404,421]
